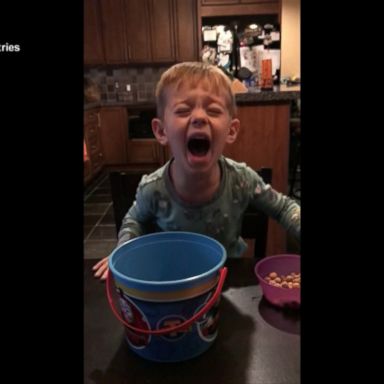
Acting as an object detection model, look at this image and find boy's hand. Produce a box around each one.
[92,257,109,281]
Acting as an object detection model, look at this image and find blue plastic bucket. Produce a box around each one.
[107,231,227,362]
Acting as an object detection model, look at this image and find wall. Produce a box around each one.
[85,66,169,104]
[281,0,300,80]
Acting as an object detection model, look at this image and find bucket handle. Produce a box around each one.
[106,267,227,335]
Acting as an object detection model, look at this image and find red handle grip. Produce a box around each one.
[106,267,227,335]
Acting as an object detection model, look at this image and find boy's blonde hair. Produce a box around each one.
[155,62,236,119]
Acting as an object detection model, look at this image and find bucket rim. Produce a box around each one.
[108,231,227,287]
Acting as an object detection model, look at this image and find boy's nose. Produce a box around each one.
[191,117,206,128]
[191,111,207,128]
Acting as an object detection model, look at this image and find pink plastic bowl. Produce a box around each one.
[254,254,301,308]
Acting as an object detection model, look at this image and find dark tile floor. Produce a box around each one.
[84,170,300,260]
[84,172,118,259]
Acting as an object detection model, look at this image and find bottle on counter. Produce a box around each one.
[260,59,273,91]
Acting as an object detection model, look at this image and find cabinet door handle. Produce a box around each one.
[96,113,101,127]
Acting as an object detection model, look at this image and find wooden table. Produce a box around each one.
[84,258,300,384]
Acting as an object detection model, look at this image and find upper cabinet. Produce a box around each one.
[173,0,198,62]
[98,0,130,64]
[123,0,152,63]
[198,0,280,17]
[99,0,153,63]
[84,0,105,65]
[95,0,198,65]
[201,0,278,4]
[149,0,175,62]
[201,0,277,4]
[201,0,241,4]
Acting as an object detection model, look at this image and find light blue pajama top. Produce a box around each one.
[118,156,300,257]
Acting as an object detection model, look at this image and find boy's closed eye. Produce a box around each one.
[207,107,223,116]
[174,107,191,116]
[174,107,223,117]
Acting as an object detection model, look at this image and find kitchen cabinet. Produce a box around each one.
[223,100,291,257]
[173,0,198,62]
[201,0,239,4]
[201,0,278,4]
[99,0,132,64]
[99,106,167,168]
[126,139,165,166]
[84,158,92,185]
[125,106,168,167]
[99,107,129,165]
[99,0,157,63]
[99,0,197,64]
[84,109,104,184]
[84,0,105,65]
[149,0,174,62]
[123,0,152,63]
[240,0,278,3]
[198,0,280,17]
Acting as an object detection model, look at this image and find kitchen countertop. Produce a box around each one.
[84,258,300,384]
[235,84,300,104]
[84,85,300,110]
[84,101,156,110]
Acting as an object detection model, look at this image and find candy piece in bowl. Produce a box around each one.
[254,254,300,308]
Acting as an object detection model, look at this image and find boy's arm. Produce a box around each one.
[117,183,154,246]
[254,187,300,241]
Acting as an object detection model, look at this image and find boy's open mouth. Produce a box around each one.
[187,137,210,157]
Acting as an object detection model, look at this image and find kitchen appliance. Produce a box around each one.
[201,15,281,86]
[127,108,157,139]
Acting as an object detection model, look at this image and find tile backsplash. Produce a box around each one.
[85,66,169,103]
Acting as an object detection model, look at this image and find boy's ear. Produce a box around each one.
[226,118,240,144]
[152,118,168,145]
